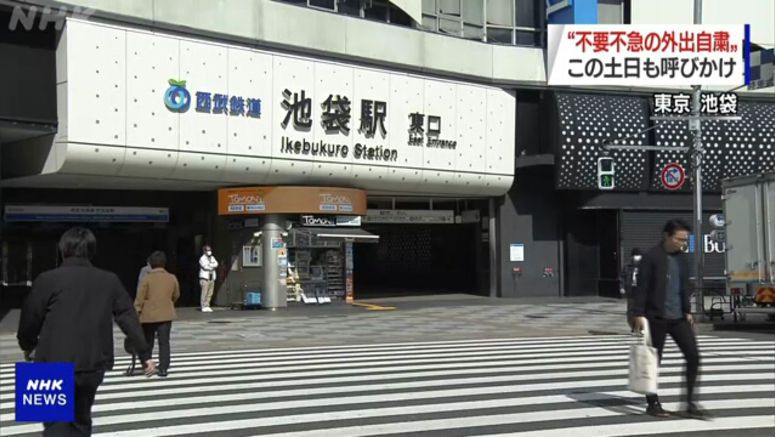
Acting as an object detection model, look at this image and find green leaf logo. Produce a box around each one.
[168,79,187,87]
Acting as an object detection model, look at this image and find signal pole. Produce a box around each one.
[692,0,705,321]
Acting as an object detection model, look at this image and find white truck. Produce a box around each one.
[721,172,775,321]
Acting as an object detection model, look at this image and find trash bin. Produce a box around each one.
[243,291,262,309]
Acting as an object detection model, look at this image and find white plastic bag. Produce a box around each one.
[628,319,659,395]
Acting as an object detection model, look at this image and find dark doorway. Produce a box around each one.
[563,209,599,296]
[596,210,620,298]
[354,224,478,298]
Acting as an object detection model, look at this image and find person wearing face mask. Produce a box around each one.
[198,245,219,312]
[631,219,706,420]
[621,248,643,330]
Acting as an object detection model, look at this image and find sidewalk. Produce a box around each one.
[0,294,619,333]
[0,295,632,362]
[1,294,765,363]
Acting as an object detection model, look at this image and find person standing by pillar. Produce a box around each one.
[632,219,707,419]
[198,245,218,312]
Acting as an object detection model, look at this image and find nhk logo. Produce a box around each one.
[15,363,74,422]
[23,379,67,406]
[7,5,95,31]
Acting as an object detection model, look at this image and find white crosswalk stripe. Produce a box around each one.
[0,335,773,436]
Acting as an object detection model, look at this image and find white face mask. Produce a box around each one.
[633,255,642,262]
[206,250,212,256]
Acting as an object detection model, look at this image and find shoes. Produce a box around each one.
[201,307,213,313]
[684,403,711,420]
[646,402,670,418]
[157,370,168,378]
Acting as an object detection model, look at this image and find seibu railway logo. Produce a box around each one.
[227,193,266,213]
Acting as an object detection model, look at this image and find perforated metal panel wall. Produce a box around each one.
[555,93,649,190]
[556,93,775,193]
[653,102,775,192]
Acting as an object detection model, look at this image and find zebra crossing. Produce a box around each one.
[0,334,773,436]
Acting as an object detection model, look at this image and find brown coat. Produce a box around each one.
[134,268,180,323]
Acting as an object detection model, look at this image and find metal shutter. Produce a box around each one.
[620,211,725,279]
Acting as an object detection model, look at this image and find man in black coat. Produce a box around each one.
[17,227,157,436]
[631,219,706,419]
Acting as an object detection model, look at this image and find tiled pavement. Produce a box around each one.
[0,297,638,363]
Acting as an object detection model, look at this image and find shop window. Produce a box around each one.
[487,27,513,44]
[515,29,541,47]
[515,0,538,27]
[364,1,388,21]
[275,0,543,47]
[338,0,362,16]
[438,0,461,16]
[462,1,484,26]
[422,14,438,31]
[598,0,624,24]
[439,16,462,35]
[388,4,413,26]
[486,0,514,27]
[463,23,484,41]
[308,0,336,10]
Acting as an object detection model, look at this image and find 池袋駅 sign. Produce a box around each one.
[548,25,748,87]
[278,89,458,163]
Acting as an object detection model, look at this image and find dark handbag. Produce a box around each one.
[123,337,139,376]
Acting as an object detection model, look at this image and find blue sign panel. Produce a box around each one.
[15,363,75,422]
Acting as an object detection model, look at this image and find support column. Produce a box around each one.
[261,214,286,310]
[692,0,706,320]
[489,198,498,298]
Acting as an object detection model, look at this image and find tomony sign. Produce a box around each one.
[547,25,749,86]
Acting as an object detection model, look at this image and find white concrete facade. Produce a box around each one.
[46,19,515,196]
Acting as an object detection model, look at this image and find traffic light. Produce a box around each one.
[597,157,615,190]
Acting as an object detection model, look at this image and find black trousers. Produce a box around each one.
[43,371,104,436]
[142,321,172,371]
[645,317,700,406]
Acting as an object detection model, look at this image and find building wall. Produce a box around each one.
[631,0,775,47]
[0,7,56,124]
[497,166,561,298]
[32,0,546,84]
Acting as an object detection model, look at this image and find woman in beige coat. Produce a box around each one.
[134,251,180,377]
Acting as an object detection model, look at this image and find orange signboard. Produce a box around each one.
[217,186,367,216]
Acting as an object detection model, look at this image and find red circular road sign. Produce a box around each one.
[661,163,686,190]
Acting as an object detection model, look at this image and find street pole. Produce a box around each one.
[692,0,705,320]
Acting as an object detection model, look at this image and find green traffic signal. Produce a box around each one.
[599,174,614,189]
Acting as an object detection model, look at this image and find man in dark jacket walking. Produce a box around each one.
[631,219,706,419]
[17,227,157,436]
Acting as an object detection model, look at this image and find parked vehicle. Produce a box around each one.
[721,172,775,321]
